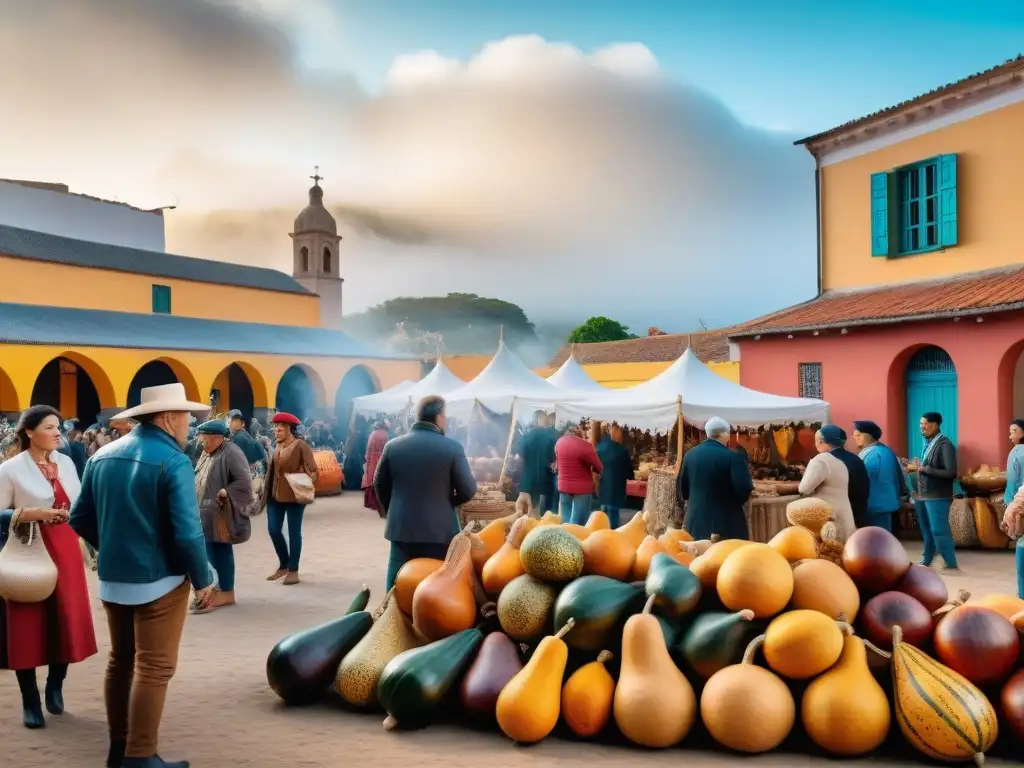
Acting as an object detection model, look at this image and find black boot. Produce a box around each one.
[106,740,126,768]
[15,669,44,729]
[45,663,67,715]
[120,757,189,768]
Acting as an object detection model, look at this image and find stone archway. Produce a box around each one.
[210,361,268,422]
[334,365,380,442]
[30,355,115,427]
[127,357,202,409]
[0,364,20,417]
[275,364,325,422]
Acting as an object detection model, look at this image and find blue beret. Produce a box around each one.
[819,424,846,447]
[197,419,230,436]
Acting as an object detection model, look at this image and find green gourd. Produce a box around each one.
[677,609,759,679]
[552,576,644,652]
[345,584,371,615]
[645,553,702,618]
[657,615,682,648]
[266,610,373,705]
[378,626,486,730]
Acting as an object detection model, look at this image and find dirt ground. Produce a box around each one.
[1,495,1019,767]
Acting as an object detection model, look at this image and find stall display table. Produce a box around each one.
[745,494,799,543]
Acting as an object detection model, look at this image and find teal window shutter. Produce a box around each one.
[938,153,958,247]
[152,284,171,314]
[870,172,891,256]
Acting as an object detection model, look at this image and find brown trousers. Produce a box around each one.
[102,580,190,758]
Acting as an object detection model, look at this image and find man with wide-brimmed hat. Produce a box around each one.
[70,383,213,768]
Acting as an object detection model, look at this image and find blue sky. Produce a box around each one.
[324,0,1024,133]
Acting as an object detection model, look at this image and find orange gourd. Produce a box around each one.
[660,527,694,549]
[632,535,669,580]
[716,543,793,619]
[767,526,818,563]
[394,558,443,616]
[667,541,696,567]
[581,529,636,581]
[539,511,562,526]
[1012,610,1023,632]
[689,539,751,591]
[615,512,648,547]
[561,650,615,738]
[481,516,533,595]
[971,594,1024,621]
[411,531,478,642]
[585,510,611,531]
[560,523,591,541]
[790,558,861,622]
[470,511,524,573]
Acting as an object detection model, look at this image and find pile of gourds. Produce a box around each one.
[266,506,1024,763]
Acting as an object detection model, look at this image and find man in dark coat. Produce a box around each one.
[227,410,267,467]
[517,412,559,514]
[596,423,634,528]
[906,411,959,569]
[374,395,478,590]
[821,424,871,529]
[676,416,754,540]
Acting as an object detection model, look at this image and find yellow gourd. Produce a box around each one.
[659,526,693,548]
[789,558,861,622]
[631,535,669,580]
[699,631,795,753]
[580,528,636,581]
[971,593,1024,621]
[561,650,615,738]
[481,516,533,595]
[393,558,443,616]
[539,511,562,526]
[495,618,575,743]
[752,610,849,680]
[560,523,591,541]
[890,625,998,765]
[689,538,750,591]
[801,634,891,755]
[411,530,479,641]
[471,510,524,573]
[615,512,648,548]
[1012,610,1023,632]
[716,543,794,619]
[767,525,818,563]
[613,595,697,748]
[584,510,611,531]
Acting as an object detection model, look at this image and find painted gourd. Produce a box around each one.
[394,559,443,616]
[891,625,998,764]
[754,610,848,680]
[496,574,558,642]
[561,650,615,738]
[896,562,949,613]
[267,610,373,705]
[767,525,818,563]
[933,605,1020,686]
[689,539,751,591]
[700,634,795,753]
[481,516,533,595]
[495,619,575,743]
[412,531,479,641]
[581,528,636,581]
[801,634,891,755]
[335,589,420,708]
[790,558,860,621]
[631,535,669,580]
[1001,668,1024,743]
[676,609,757,679]
[970,593,1024,621]
[379,626,485,730]
[841,526,910,594]
[459,631,523,720]
[615,512,648,548]
[471,510,524,573]
[716,543,793,619]
[344,584,372,615]
[785,496,833,532]
[614,596,697,748]
[584,510,611,531]
[519,526,585,583]
[861,591,933,650]
[644,552,702,618]
[552,575,644,651]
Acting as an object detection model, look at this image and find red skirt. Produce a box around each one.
[363,487,384,517]
[1,521,98,670]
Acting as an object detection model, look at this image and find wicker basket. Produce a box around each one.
[643,467,679,535]
[948,497,980,547]
[458,498,516,528]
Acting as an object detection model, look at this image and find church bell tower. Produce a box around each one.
[291,167,344,329]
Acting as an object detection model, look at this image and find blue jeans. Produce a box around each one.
[560,493,592,525]
[601,505,621,528]
[916,498,957,567]
[268,501,305,571]
[1016,537,1023,599]
[206,541,235,592]
[865,511,895,533]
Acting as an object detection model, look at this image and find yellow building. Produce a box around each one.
[0,178,420,426]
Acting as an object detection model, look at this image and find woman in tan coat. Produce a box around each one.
[798,426,856,541]
[260,412,318,585]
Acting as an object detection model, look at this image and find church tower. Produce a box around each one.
[291,167,344,329]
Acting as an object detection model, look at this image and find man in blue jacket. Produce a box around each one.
[71,383,214,768]
[852,420,904,532]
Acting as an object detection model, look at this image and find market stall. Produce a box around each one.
[350,360,464,418]
[545,355,607,392]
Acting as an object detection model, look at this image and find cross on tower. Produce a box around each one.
[310,165,323,185]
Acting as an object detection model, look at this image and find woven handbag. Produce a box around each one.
[0,521,58,603]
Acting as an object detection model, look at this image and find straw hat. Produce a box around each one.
[113,383,210,421]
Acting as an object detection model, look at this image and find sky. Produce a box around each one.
[1,0,1022,335]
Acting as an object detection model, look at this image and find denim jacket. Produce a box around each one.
[69,424,212,589]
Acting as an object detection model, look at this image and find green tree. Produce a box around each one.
[566,316,634,344]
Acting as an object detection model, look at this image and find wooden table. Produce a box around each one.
[745,494,800,543]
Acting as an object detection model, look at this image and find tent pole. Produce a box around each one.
[673,395,684,472]
[498,397,518,487]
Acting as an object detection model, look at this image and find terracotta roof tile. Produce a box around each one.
[547,329,733,367]
[796,55,1024,147]
[729,265,1024,338]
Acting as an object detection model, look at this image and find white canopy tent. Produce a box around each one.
[546,356,607,392]
[517,348,828,432]
[351,360,464,417]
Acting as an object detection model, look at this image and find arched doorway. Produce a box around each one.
[30,356,105,427]
[905,346,958,460]
[0,365,20,416]
[334,365,379,443]
[276,365,320,422]
[210,363,263,421]
[128,360,180,408]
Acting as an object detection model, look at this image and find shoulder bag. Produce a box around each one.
[0,519,58,603]
[285,473,315,505]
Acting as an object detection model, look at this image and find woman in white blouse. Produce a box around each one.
[798,426,856,542]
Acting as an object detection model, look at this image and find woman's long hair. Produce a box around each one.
[15,405,62,453]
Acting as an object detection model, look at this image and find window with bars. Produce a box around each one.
[798,362,823,399]
[152,284,171,314]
